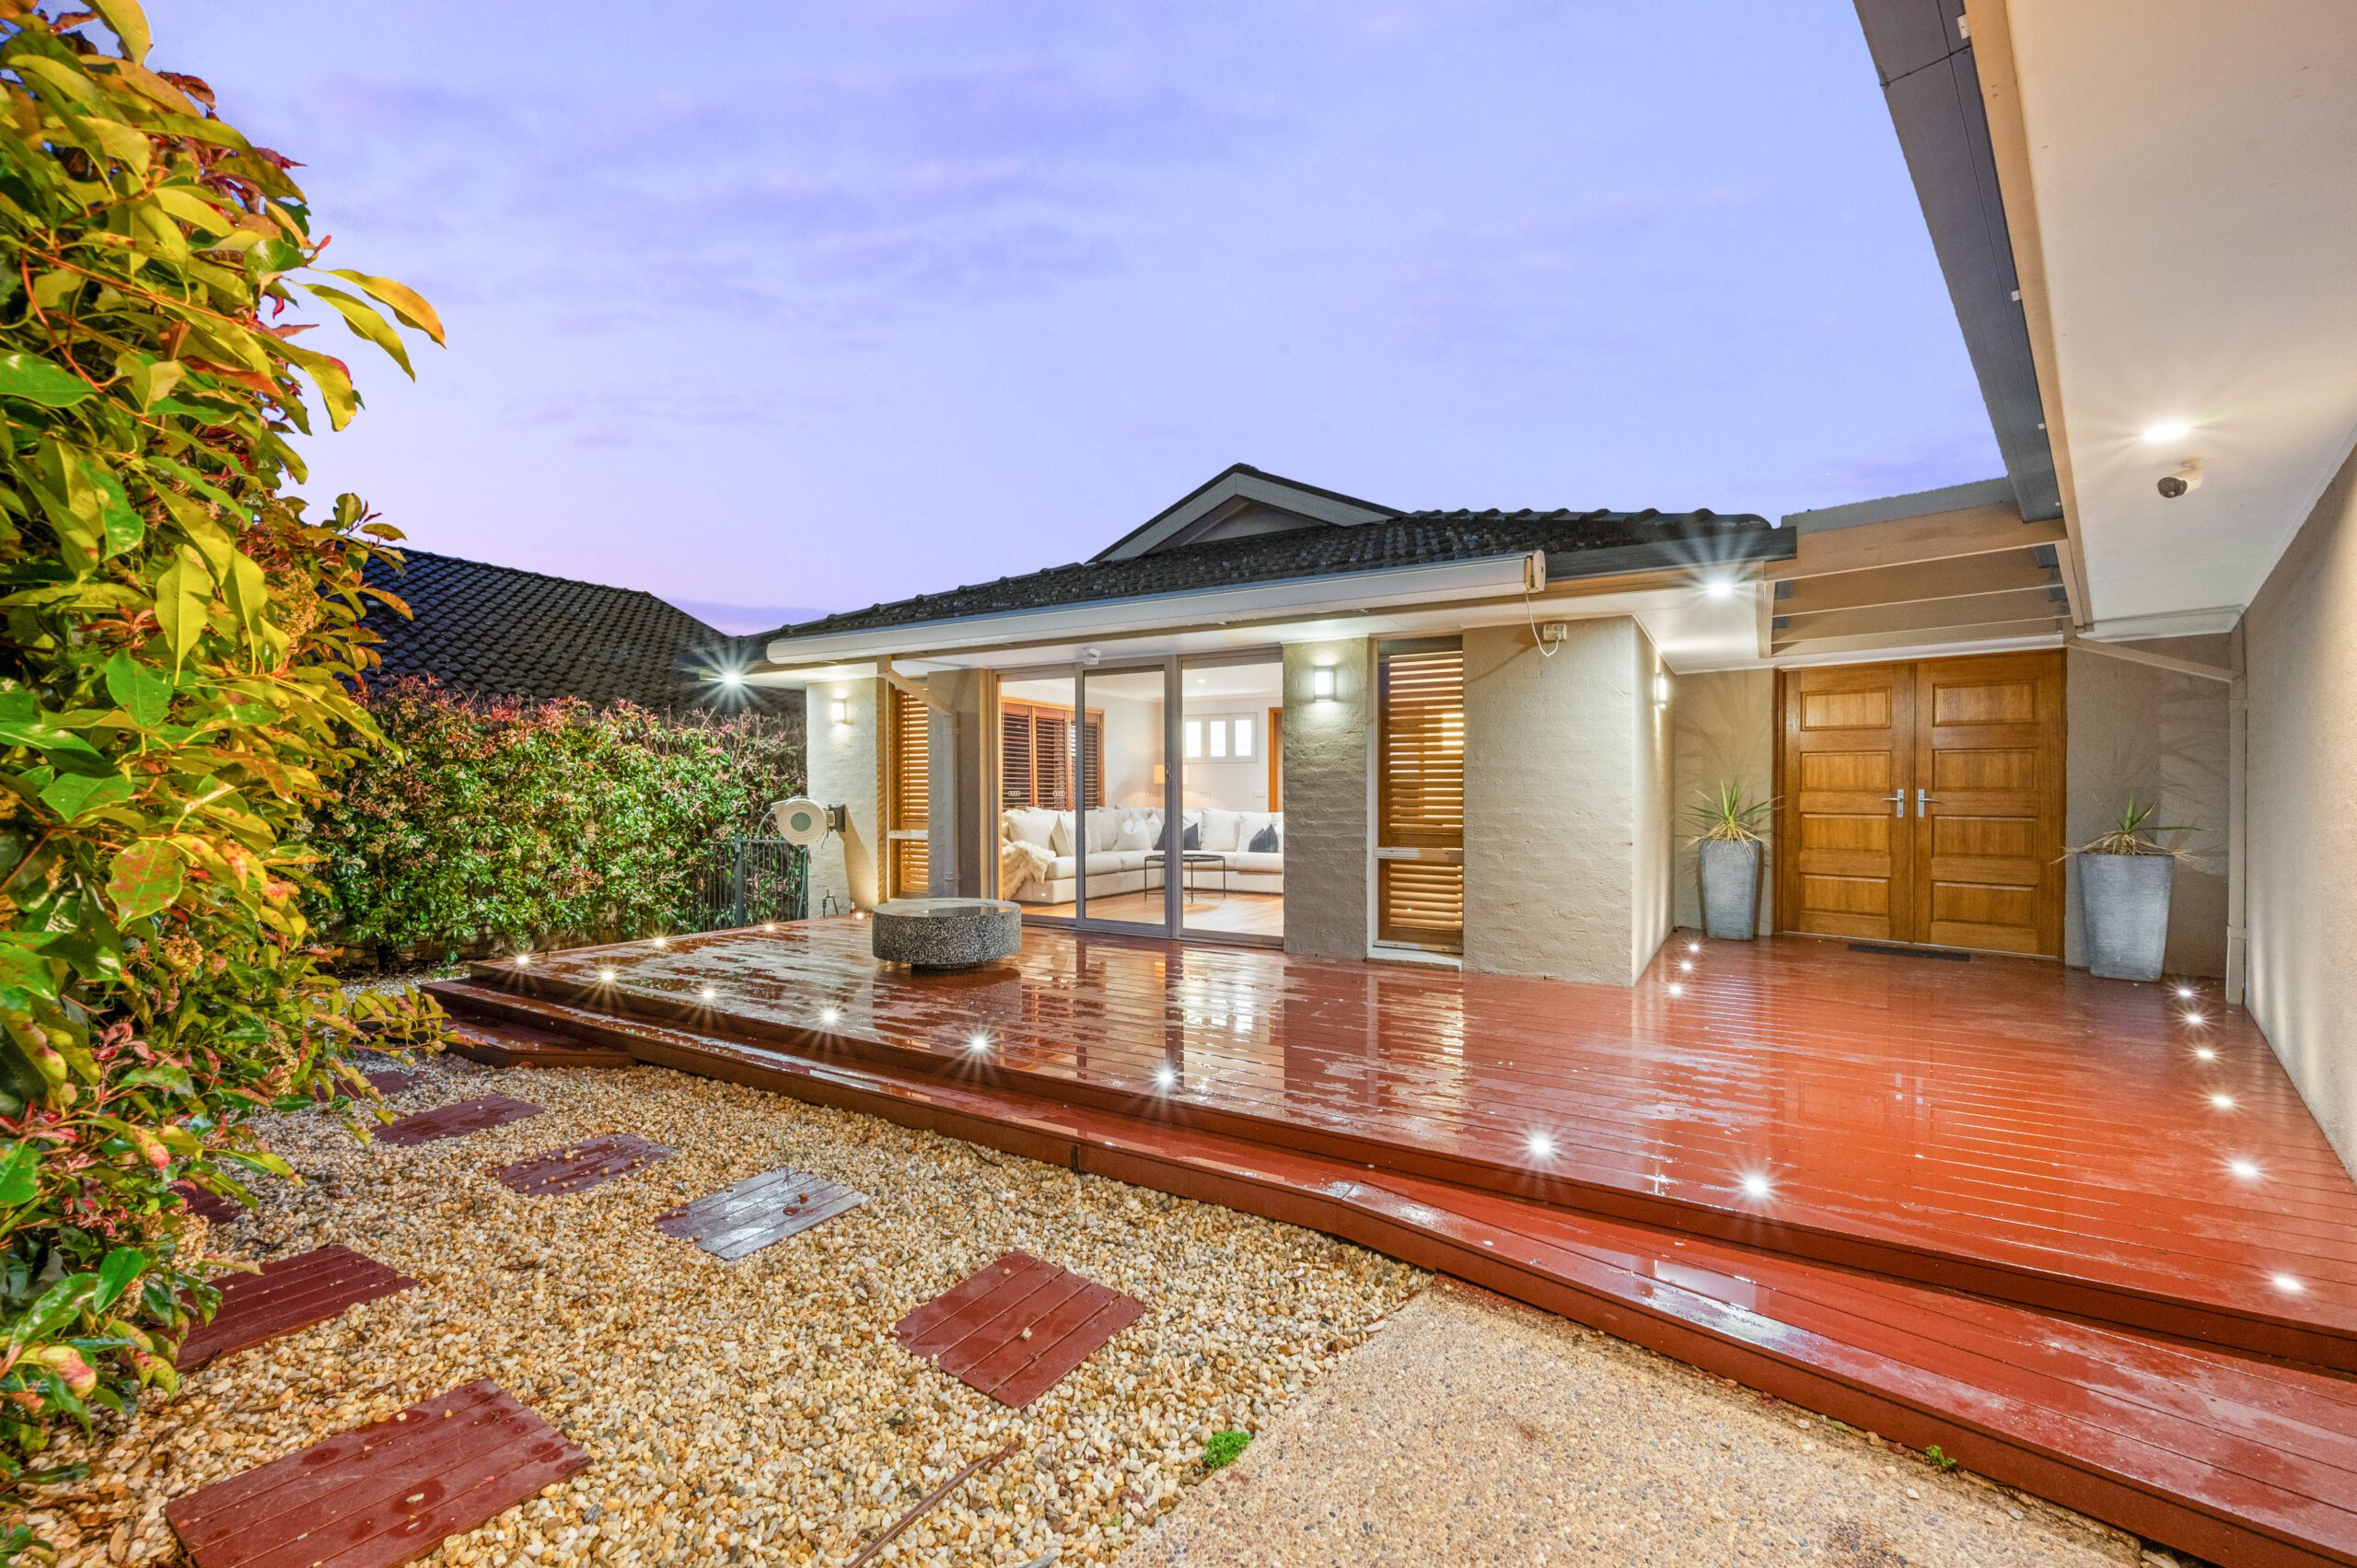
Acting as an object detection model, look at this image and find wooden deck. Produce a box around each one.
[459,919,2357,1368]
[426,921,2357,1566]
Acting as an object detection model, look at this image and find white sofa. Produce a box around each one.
[1003,806,1283,903]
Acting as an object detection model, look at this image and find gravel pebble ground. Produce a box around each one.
[1113,1279,2183,1568]
[27,1054,1422,1567]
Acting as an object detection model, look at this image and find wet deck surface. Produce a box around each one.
[476,920,2357,1365]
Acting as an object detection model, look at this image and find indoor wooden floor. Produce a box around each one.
[489,919,2357,1372]
[1020,890,1285,938]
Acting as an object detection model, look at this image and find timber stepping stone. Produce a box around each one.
[312,1066,419,1102]
[490,1132,673,1197]
[176,1245,417,1370]
[654,1167,867,1260]
[376,1094,543,1147]
[894,1249,1144,1408]
[170,1180,240,1224]
[164,1377,586,1568]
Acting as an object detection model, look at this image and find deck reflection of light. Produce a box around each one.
[967,1032,992,1054]
[2183,1012,2208,1026]
[2195,1047,2217,1061]
[1154,1064,1177,1092]
[2176,985,2197,1000]
[2229,1158,2261,1180]
[1678,959,1694,973]
[1666,981,1684,997]
[2273,1273,2306,1295]
[1687,941,1701,954]
[1527,1132,1554,1159]
[2210,1093,2236,1110]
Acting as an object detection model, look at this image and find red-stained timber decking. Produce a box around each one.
[425,926,2357,1566]
[448,919,2357,1372]
[175,1246,416,1370]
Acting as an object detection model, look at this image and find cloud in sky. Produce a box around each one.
[154,0,2000,614]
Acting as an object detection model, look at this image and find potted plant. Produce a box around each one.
[2073,798,2195,981]
[1688,783,1773,940]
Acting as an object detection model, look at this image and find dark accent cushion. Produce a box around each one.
[1183,819,1200,850]
[1248,824,1280,854]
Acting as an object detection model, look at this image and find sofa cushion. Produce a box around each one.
[1225,852,1284,874]
[1182,814,1201,851]
[1114,811,1156,852]
[1004,807,1056,851]
[1241,810,1281,853]
[1086,809,1118,854]
[1200,808,1243,852]
[1050,810,1078,856]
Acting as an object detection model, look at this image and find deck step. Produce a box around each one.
[459,960,2357,1376]
[429,982,636,1068]
[455,987,2357,1568]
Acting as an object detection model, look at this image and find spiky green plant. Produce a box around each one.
[1687,782,1774,846]
[2072,797,2196,856]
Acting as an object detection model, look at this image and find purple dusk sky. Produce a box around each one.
[157,2,1997,634]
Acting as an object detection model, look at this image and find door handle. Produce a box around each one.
[1883,791,1906,819]
[1916,788,1938,818]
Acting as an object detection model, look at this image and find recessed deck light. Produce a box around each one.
[761,923,777,933]
[1740,1173,1773,1200]
[2195,1047,2217,1061]
[820,1006,840,1025]
[1527,1132,1554,1158]
[1678,959,1694,973]
[2228,1158,2260,1180]
[2210,1093,2236,1110]
[967,1032,993,1054]
[652,935,668,947]
[598,967,617,982]
[2176,985,2197,1000]
[1154,1064,1177,1091]
[1687,941,1701,954]
[514,952,532,966]
[2272,1272,2306,1295]
[2183,1012,2208,1026]
[699,985,716,1000]
[1666,981,1684,998]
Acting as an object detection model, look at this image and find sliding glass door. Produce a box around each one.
[995,651,1283,946]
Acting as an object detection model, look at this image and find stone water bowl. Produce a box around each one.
[869,898,1022,971]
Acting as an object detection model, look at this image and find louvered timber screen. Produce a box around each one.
[1376,641,1465,950]
[889,685,930,896]
[997,702,1103,810]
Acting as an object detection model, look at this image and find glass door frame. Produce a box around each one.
[992,646,1287,947]
[1175,648,1287,950]
[995,655,1182,938]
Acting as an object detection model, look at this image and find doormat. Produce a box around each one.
[656,1167,868,1260]
[165,1378,586,1568]
[895,1250,1144,1408]
[1847,943,1970,962]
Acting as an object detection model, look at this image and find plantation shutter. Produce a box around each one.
[888,684,930,896]
[1376,640,1465,950]
[1001,706,1034,808]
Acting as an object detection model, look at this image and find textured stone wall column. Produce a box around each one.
[804,679,882,915]
[1282,639,1373,959]
[1463,618,1643,983]
[924,668,998,897]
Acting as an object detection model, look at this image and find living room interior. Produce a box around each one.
[997,656,1285,942]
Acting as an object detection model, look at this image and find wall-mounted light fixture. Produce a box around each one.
[716,668,744,688]
[1310,667,1336,702]
[830,694,851,726]
[1653,672,1672,707]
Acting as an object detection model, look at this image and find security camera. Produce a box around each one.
[2158,461,2203,499]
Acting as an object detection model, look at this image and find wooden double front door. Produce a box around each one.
[1777,651,2065,957]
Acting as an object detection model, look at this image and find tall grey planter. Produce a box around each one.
[1698,839,1763,940]
[2076,853,2175,981]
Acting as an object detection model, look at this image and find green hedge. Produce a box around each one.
[309,681,805,960]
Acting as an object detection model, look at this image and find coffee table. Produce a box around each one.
[1143,851,1227,900]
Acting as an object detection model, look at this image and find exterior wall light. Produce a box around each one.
[1310,668,1336,702]
[717,668,744,688]
[830,695,851,726]
[1654,672,1671,706]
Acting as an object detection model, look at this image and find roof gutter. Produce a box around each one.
[766,551,1549,666]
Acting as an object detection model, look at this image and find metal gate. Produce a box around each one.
[682,837,808,933]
